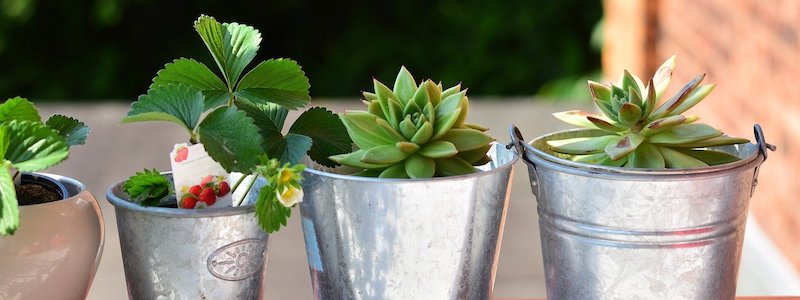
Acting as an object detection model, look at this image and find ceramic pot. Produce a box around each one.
[0,173,105,300]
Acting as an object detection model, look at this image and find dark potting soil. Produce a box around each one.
[16,183,61,205]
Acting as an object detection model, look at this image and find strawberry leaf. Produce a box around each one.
[122,84,205,133]
[46,114,90,146]
[0,97,40,123]
[197,106,263,173]
[194,15,261,86]
[255,182,291,233]
[150,58,230,109]
[0,160,18,235]
[289,107,352,167]
[271,133,312,165]
[6,120,68,172]
[234,59,311,110]
[123,169,173,207]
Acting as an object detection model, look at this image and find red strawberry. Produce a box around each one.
[189,185,203,197]
[199,187,217,206]
[180,194,198,209]
[216,181,230,197]
[174,147,189,162]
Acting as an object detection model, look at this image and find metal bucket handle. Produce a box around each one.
[751,124,777,197]
[507,124,542,198]
[508,124,777,198]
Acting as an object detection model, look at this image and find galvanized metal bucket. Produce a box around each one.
[299,143,518,299]
[106,173,269,299]
[509,124,775,300]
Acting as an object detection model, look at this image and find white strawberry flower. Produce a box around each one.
[276,185,303,207]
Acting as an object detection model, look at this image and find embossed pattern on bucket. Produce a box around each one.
[299,144,517,300]
[511,125,773,300]
[106,173,269,300]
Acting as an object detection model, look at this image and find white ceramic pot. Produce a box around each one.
[0,173,105,300]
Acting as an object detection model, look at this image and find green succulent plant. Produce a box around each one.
[330,67,495,178]
[548,55,749,169]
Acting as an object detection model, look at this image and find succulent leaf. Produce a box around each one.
[405,155,435,178]
[547,135,619,155]
[659,147,708,168]
[627,143,665,168]
[331,67,492,177]
[548,55,748,169]
[675,149,740,166]
[648,124,721,145]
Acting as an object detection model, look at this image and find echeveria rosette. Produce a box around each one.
[0,97,89,235]
[547,55,749,169]
[331,67,495,178]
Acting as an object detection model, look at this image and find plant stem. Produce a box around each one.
[231,174,248,194]
[234,174,257,207]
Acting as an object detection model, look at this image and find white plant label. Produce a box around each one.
[170,143,232,209]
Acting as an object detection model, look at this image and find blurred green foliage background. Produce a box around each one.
[0,0,602,101]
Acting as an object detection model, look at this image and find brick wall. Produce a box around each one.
[604,0,800,270]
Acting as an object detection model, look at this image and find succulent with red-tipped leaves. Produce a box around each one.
[548,55,749,169]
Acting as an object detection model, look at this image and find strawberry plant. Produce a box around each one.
[0,97,90,235]
[121,15,351,232]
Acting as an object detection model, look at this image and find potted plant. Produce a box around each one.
[510,56,776,299]
[104,15,350,299]
[0,97,101,300]
[299,67,519,299]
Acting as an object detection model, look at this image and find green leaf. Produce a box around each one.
[405,154,435,178]
[435,156,476,176]
[197,107,264,173]
[393,66,417,101]
[639,115,686,137]
[0,162,18,235]
[457,144,492,165]
[651,74,705,119]
[122,84,205,133]
[627,143,665,168]
[123,169,172,207]
[255,184,291,233]
[652,55,676,101]
[419,141,458,158]
[669,84,716,116]
[194,15,261,86]
[552,110,609,130]
[289,107,352,167]
[668,136,750,148]
[340,111,402,149]
[329,150,391,169]
[658,147,708,169]
[618,102,643,125]
[588,81,611,101]
[648,123,722,145]
[46,115,90,146]
[0,97,40,123]
[410,121,433,144]
[378,164,408,178]
[6,121,68,172]
[360,144,409,164]
[150,58,229,109]
[675,149,741,165]
[235,59,311,110]
[431,108,462,140]
[270,133,313,165]
[436,128,494,152]
[604,133,645,160]
[235,99,288,155]
[547,135,619,155]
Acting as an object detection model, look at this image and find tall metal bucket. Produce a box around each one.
[299,143,518,299]
[509,125,775,300]
[106,173,269,299]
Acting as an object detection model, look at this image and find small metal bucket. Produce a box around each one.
[106,173,269,299]
[299,143,518,299]
[509,124,775,299]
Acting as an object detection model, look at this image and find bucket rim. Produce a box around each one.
[105,173,256,218]
[520,128,764,178]
[303,142,519,182]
